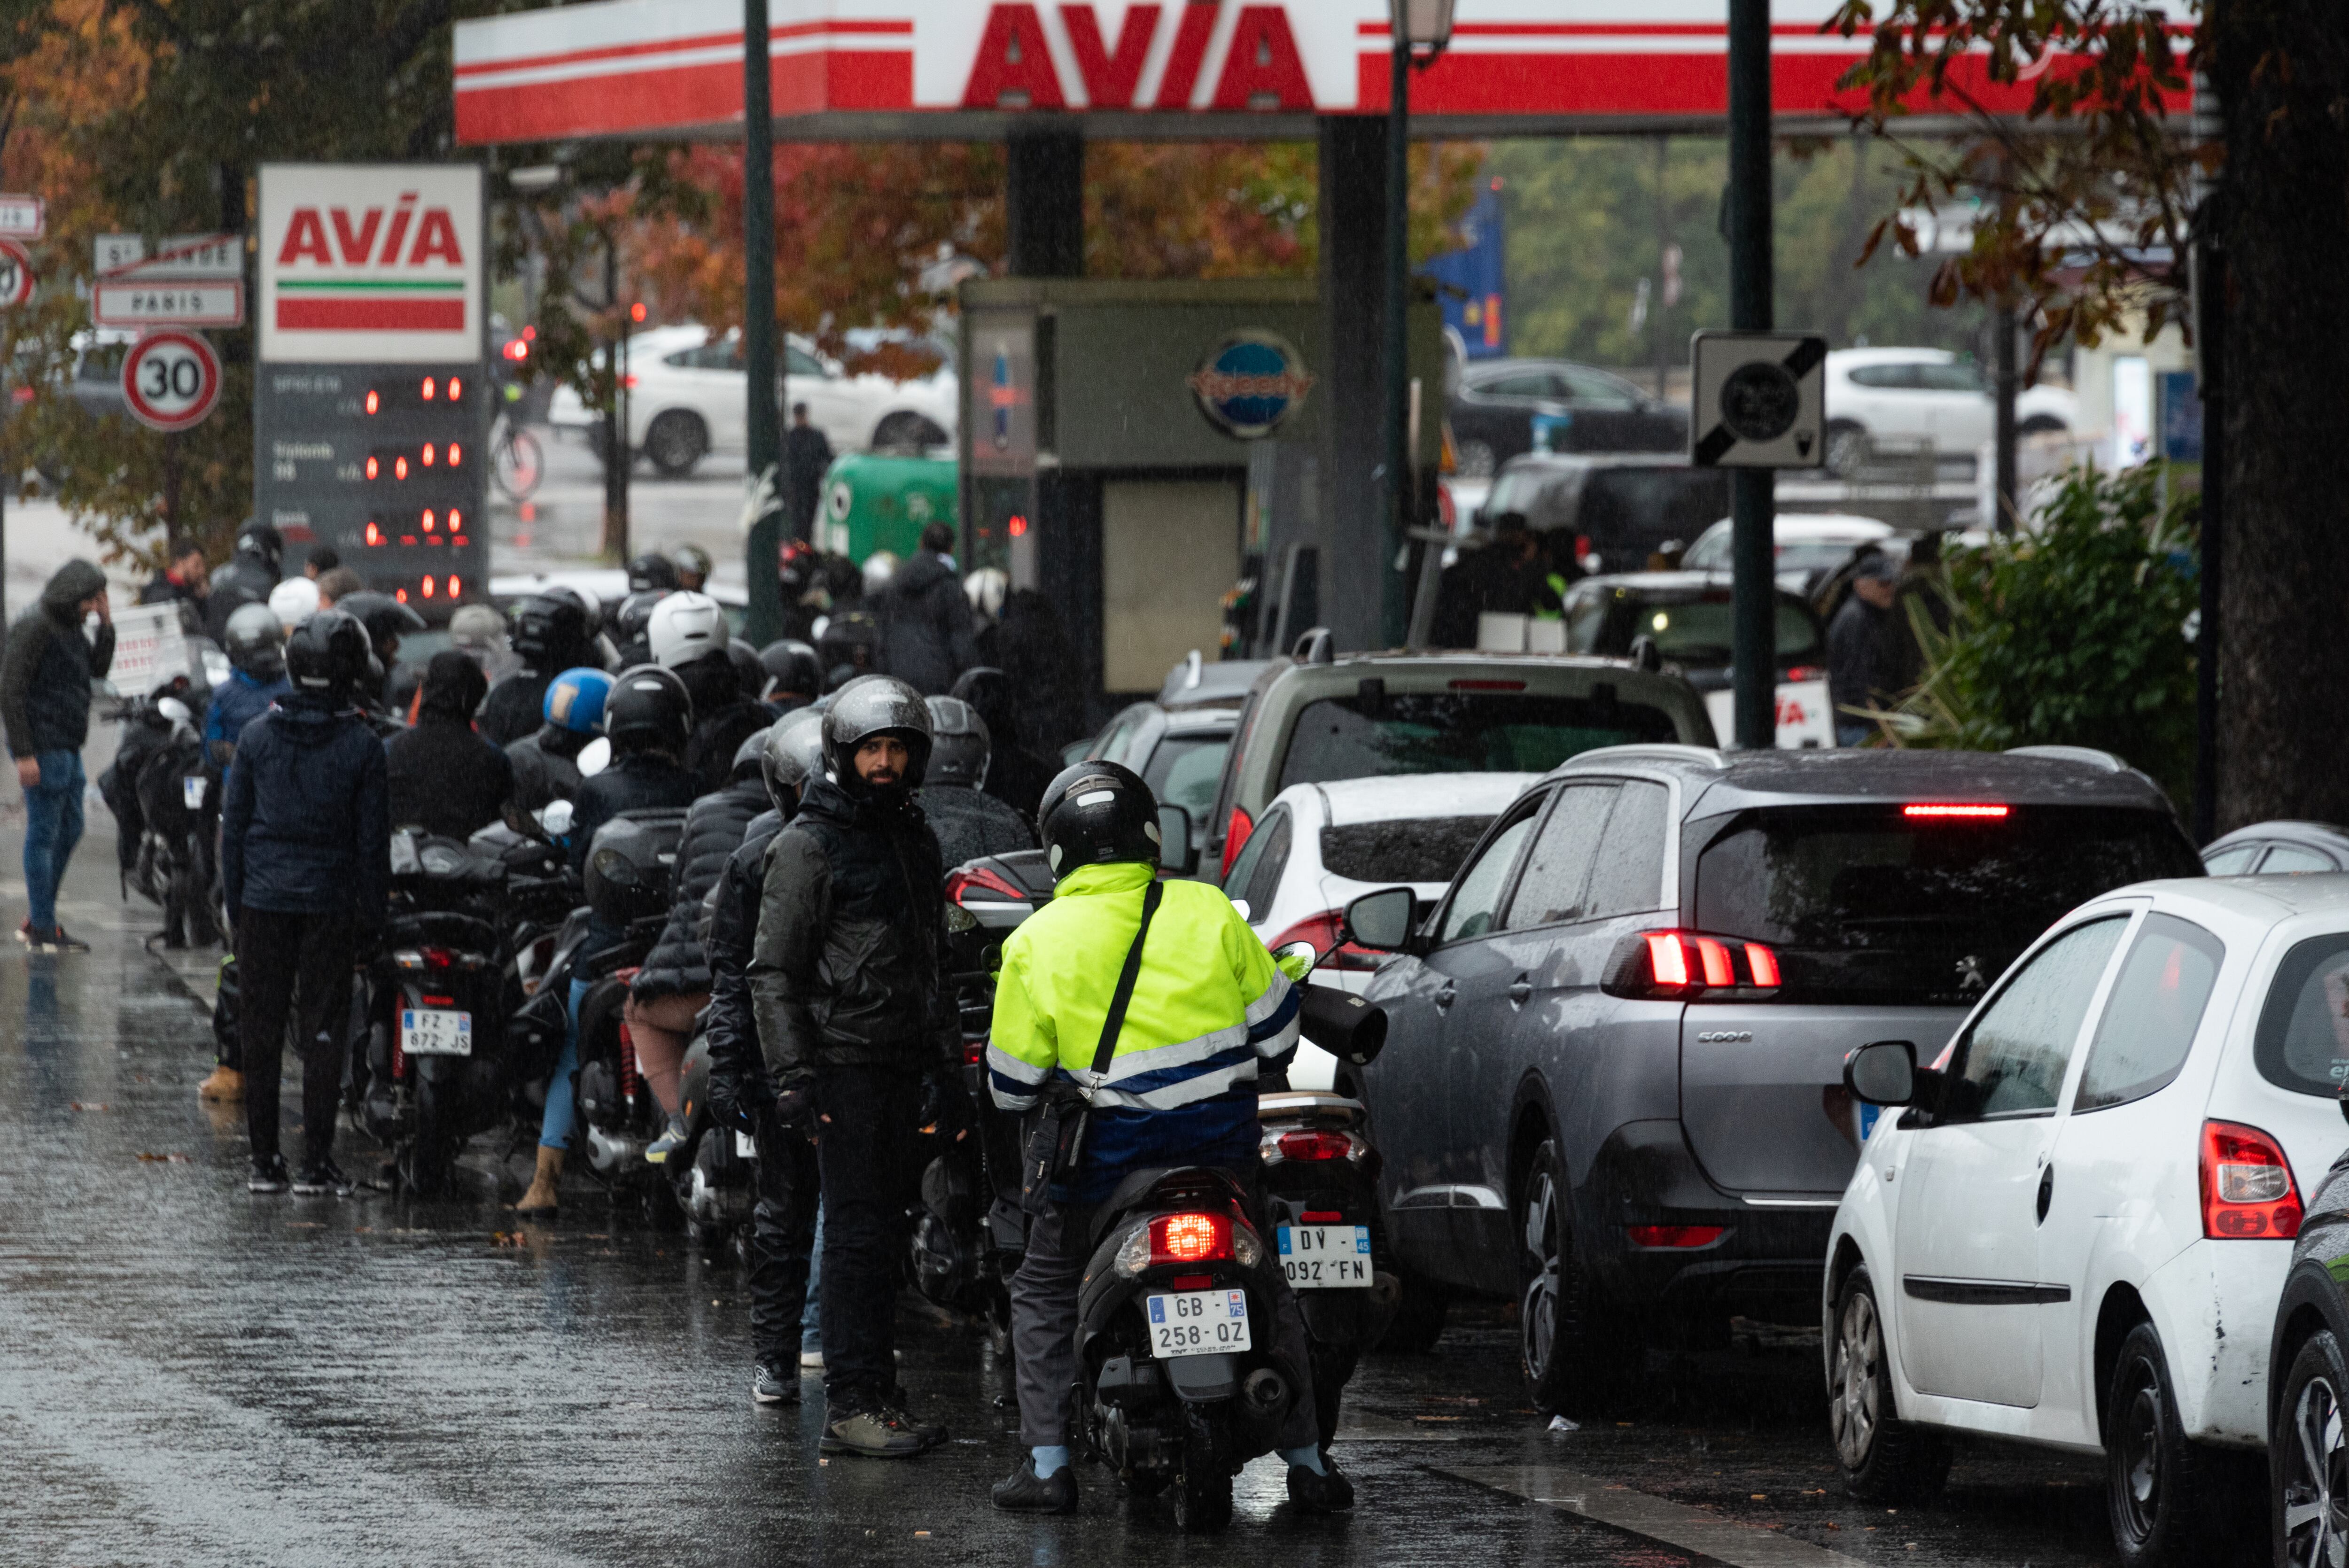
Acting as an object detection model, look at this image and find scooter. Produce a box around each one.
[100,683,220,947]
[1076,978,1390,1531]
[358,828,512,1194]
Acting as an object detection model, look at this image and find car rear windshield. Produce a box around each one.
[1276,691,1680,791]
[1568,590,1820,664]
[1579,470,1732,552]
[1692,804,2202,1005]
[1321,815,1498,885]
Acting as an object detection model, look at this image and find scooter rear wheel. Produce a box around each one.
[1171,1411,1233,1532]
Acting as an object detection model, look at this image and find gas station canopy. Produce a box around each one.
[453,0,2132,147]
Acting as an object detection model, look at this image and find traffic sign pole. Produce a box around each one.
[1727,0,1775,751]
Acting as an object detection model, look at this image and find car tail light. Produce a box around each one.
[2201,1120,2302,1240]
[946,865,1027,906]
[1903,803,2011,820]
[1268,909,1381,971]
[1151,1212,1232,1264]
[1606,930,1783,1001]
[1222,807,1253,877]
[961,1037,985,1066]
[1783,665,1822,682]
[1627,1225,1725,1248]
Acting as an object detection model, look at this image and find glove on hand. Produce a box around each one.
[772,1083,817,1133]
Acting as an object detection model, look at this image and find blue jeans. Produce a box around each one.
[803,1208,824,1343]
[23,749,85,933]
[538,977,592,1150]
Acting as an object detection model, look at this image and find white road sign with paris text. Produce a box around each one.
[95,233,244,279]
[94,281,245,329]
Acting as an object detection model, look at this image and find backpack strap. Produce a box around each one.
[1088,879,1164,1079]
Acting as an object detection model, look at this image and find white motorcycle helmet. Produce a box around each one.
[646,590,725,671]
[267,574,321,630]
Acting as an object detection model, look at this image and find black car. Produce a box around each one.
[2270,1108,2349,1567]
[1560,570,1827,695]
[1339,744,2202,1414]
[1450,358,1688,476]
[1479,453,1731,574]
[2202,820,2349,876]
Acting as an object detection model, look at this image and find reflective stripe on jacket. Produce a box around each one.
[987,860,1299,1203]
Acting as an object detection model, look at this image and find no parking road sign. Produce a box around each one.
[121,330,223,433]
[1690,331,1829,468]
[0,238,33,310]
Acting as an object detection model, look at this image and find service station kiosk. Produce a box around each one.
[961,277,1440,710]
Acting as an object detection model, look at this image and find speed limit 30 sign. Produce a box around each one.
[122,330,223,433]
[0,238,32,310]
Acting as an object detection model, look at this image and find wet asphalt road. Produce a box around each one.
[4,818,2250,1568]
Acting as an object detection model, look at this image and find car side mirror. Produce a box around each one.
[1155,803,1195,875]
[1844,1040,1918,1107]
[1344,886,1418,954]
[503,800,549,843]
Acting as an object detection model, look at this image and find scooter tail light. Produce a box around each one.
[1150,1211,1232,1265]
[2201,1119,2302,1240]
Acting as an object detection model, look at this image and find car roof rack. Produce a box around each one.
[1561,744,1727,771]
[2005,744,2126,772]
[1291,626,1336,666]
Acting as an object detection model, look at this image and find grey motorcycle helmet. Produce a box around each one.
[822,674,933,795]
[223,601,287,681]
[728,723,775,785]
[760,707,829,812]
[923,695,990,788]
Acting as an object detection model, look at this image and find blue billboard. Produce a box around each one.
[1425,180,1506,360]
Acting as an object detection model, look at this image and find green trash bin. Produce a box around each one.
[815,451,958,566]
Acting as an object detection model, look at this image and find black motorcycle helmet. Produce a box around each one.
[223,602,286,681]
[761,707,828,812]
[614,588,669,645]
[334,590,428,665]
[510,590,593,668]
[726,637,764,699]
[728,723,774,784]
[757,638,823,702]
[922,696,989,788]
[822,675,932,796]
[603,664,693,755]
[626,553,680,593]
[1038,760,1161,880]
[284,609,372,700]
[234,520,285,575]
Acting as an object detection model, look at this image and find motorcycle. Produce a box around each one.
[99,682,221,948]
[1074,979,1389,1530]
[358,828,512,1195]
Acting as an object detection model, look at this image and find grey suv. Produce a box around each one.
[1341,744,2202,1412]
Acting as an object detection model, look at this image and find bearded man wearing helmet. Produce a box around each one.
[748,676,972,1457]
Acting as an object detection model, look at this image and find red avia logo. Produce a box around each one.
[275,194,466,269]
[962,3,1312,112]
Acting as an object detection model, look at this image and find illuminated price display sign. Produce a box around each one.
[253,363,487,615]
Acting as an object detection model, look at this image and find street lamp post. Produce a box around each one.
[1384,0,1452,647]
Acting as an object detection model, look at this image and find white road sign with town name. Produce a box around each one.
[95,233,244,280]
[0,195,43,239]
[93,280,246,328]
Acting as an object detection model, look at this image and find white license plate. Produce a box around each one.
[182,775,208,808]
[1146,1289,1252,1358]
[400,1008,472,1057]
[734,1131,757,1159]
[1278,1224,1374,1289]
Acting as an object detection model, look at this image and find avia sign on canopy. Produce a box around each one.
[453,0,2191,146]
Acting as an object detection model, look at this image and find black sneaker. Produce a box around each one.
[249,1155,291,1194]
[992,1459,1078,1513]
[884,1389,948,1449]
[1286,1458,1355,1512]
[291,1160,353,1196]
[819,1404,929,1458]
[751,1362,798,1406]
[29,925,88,953]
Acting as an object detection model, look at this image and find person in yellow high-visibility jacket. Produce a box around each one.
[985,760,1352,1517]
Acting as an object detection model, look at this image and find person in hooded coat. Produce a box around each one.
[988,587,1081,753]
[877,523,978,696]
[384,652,514,840]
[949,667,1055,825]
[202,523,283,644]
[1,559,116,950]
[628,726,774,1162]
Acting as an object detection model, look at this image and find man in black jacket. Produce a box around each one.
[2,559,115,951]
[750,677,968,1455]
[1828,552,1901,748]
[917,696,1034,870]
[879,523,978,696]
[385,652,514,839]
[708,710,826,1404]
[479,590,599,747]
[628,726,773,1163]
[506,667,611,811]
[139,537,210,609]
[203,523,282,644]
[949,667,1055,825]
[783,402,833,543]
[220,611,389,1195]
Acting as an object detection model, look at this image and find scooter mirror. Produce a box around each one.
[538,799,576,838]
[576,736,612,778]
[156,696,193,725]
[1273,939,1318,969]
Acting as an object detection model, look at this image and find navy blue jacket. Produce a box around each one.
[205,670,291,754]
[221,694,390,923]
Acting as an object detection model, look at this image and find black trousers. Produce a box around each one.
[747,1107,821,1368]
[237,907,355,1166]
[813,1064,924,1409]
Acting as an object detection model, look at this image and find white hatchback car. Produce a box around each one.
[548,325,957,476]
[1824,875,2349,1566]
[1824,347,2077,475]
[1222,773,1536,1090]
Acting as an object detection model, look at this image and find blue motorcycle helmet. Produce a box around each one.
[541,667,614,734]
